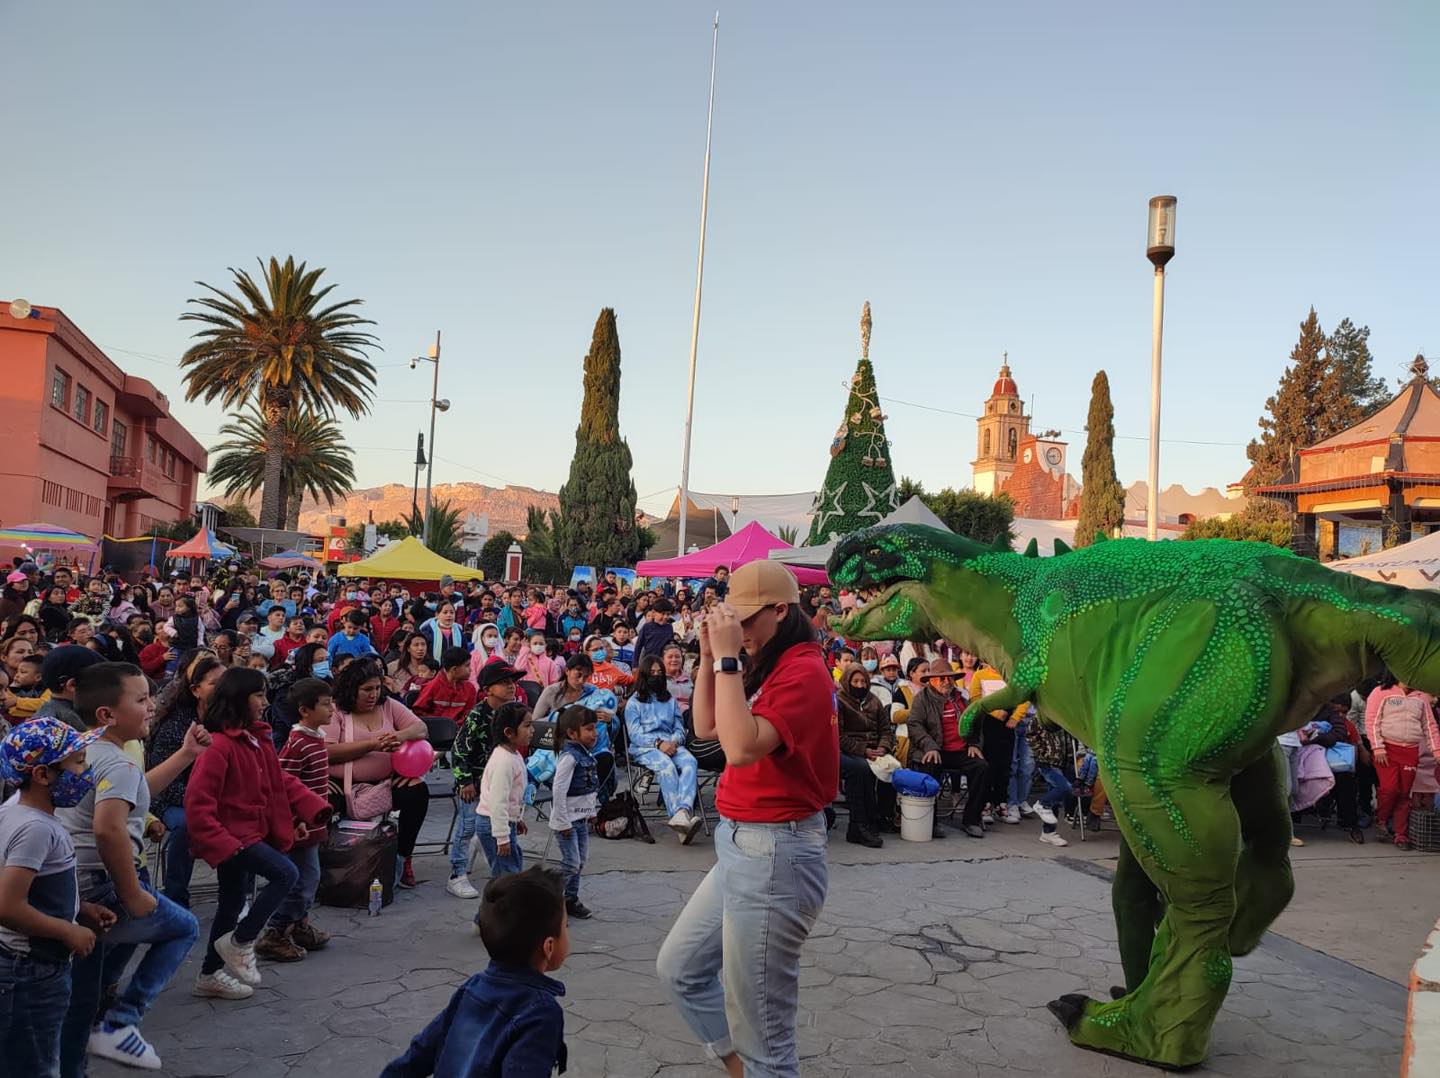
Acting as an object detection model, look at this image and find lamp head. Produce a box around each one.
[435,399,451,413]
[1146,195,1177,268]
[410,357,418,370]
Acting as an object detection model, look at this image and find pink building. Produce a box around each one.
[0,303,207,540]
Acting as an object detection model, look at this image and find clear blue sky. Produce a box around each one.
[3,1,1435,517]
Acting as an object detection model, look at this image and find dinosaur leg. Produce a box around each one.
[1055,768,1239,1069]
[1112,835,1163,992]
[1228,741,1294,955]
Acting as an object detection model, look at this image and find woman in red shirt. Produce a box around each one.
[657,561,836,1078]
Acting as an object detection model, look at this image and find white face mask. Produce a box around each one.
[482,635,498,649]
[530,642,546,655]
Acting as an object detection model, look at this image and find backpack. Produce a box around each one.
[594,792,654,843]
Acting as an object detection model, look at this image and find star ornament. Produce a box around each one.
[858,481,894,523]
[811,480,848,540]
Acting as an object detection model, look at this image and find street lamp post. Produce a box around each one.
[411,432,426,530]
[1145,196,1176,542]
[411,332,450,547]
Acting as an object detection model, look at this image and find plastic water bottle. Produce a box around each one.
[368,878,383,917]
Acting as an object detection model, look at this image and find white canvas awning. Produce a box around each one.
[769,496,949,568]
[1327,530,1440,589]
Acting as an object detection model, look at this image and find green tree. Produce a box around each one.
[179,256,378,529]
[776,524,800,545]
[480,531,517,581]
[556,309,642,567]
[896,476,925,502]
[1327,318,1388,416]
[1246,307,1336,490]
[345,519,410,553]
[402,500,466,562]
[1180,507,1291,548]
[208,400,356,531]
[1073,371,1126,547]
[807,303,899,544]
[219,502,257,528]
[520,506,564,584]
[921,489,1015,546]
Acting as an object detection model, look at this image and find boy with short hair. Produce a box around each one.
[35,645,106,732]
[57,663,202,1074]
[327,610,376,663]
[414,647,479,723]
[634,598,675,663]
[0,718,114,1078]
[381,867,569,1078]
[5,653,48,723]
[610,622,636,668]
[447,663,519,900]
[262,678,336,962]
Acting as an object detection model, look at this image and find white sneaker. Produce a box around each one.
[635,772,654,797]
[88,1024,162,1070]
[193,969,255,1000]
[667,809,693,837]
[1018,801,1036,817]
[214,930,261,986]
[981,809,996,825]
[1003,805,1021,825]
[446,874,480,899]
[1035,804,1058,826]
[1039,831,1069,847]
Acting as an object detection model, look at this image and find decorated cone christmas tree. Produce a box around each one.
[806,302,900,545]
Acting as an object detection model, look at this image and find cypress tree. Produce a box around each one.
[806,302,900,544]
[1246,307,1332,489]
[1073,370,1125,547]
[556,309,641,568]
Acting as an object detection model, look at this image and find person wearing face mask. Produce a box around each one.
[325,589,361,635]
[559,596,588,641]
[583,635,635,696]
[625,655,702,842]
[515,631,560,687]
[837,662,896,847]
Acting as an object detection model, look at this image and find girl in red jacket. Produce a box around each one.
[184,667,331,999]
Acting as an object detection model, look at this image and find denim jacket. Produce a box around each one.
[558,741,598,799]
[381,961,566,1077]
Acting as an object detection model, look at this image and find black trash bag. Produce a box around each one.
[317,819,398,909]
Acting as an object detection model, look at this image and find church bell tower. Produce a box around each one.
[972,355,1031,495]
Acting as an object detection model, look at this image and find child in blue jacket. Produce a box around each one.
[382,868,569,1077]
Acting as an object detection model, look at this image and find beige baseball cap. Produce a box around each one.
[725,561,801,621]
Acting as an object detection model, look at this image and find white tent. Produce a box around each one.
[769,496,950,568]
[1326,531,1440,589]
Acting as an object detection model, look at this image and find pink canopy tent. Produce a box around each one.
[636,521,829,585]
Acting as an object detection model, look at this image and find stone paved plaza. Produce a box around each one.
[88,810,1419,1078]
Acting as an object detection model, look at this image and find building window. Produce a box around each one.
[147,436,157,464]
[983,430,992,457]
[111,420,127,459]
[93,398,109,434]
[51,369,71,410]
[1008,428,1018,459]
[162,448,176,478]
[73,385,90,424]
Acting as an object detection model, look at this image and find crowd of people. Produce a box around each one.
[2,553,1437,1076]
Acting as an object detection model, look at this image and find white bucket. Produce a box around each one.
[899,793,935,843]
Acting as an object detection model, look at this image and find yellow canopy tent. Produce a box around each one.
[336,537,481,583]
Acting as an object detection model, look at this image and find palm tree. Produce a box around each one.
[521,505,564,583]
[209,402,356,531]
[776,524,800,545]
[403,500,466,562]
[179,256,378,528]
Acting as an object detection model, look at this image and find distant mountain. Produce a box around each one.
[288,483,561,538]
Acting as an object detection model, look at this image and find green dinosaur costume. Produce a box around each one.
[828,524,1440,1068]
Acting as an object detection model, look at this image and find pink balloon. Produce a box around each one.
[392,739,436,779]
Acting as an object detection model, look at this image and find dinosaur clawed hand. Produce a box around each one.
[1047,993,1092,1031]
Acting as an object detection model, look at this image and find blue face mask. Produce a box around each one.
[50,766,96,808]
[311,660,332,679]
[862,659,878,672]
[590,648,608,663]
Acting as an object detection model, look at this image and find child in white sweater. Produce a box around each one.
[476,703,534,881]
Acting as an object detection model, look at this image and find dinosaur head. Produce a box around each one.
[827,524,991,640]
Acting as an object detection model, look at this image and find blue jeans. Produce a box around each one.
[0,948,71,1078]
[630,745,698,815]
[160,805,195,908]
[272,843,321,928]
[554,824,589,901]
[1038,766,1073,832]
[474,816,523,878]
[200,842,299,975]
[62,874,199,1078]
[449,797,479,878]
[1009,728,1035,807]
[657,813,828,1077]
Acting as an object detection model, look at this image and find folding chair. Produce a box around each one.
[412,715,459,856]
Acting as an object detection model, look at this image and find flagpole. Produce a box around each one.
[677,11,719,557]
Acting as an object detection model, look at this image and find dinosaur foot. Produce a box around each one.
[1048,994,1203,1073]
[1109,985,1127,1001]
[1046,993,1090,1031]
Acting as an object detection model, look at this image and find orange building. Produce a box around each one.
[1257,355,1440,557]
[0,302,206,541]
[1000,433,1080,520]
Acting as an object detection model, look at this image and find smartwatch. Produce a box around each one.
[712,656,741,675]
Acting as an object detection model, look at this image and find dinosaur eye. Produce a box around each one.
[867,547,882,558]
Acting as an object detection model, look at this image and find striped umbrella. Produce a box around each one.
[0,522,100,552]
